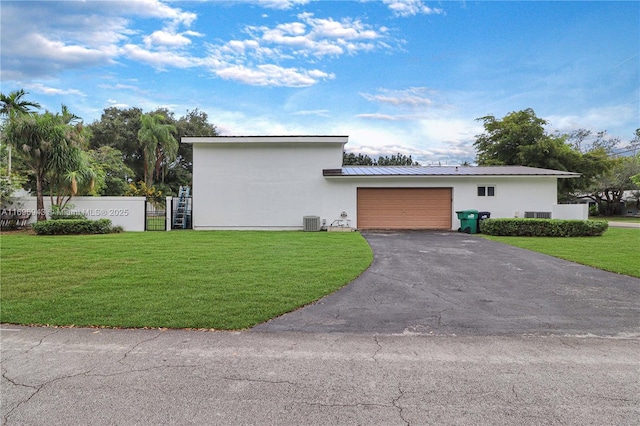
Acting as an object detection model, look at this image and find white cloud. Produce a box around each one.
[383,0,444,17]
[120,44,195,69]
[214,64,334,87]
[256,0,311,10]
[293,109,331,117]
[200,13,391,87]
[26,83,86,97]
[2,1,398,88]
[244,14,388,59]
[14,33,116,67]
[361,87,435,107]
[106,99,131,109]
[307,15,380,40]
[356,113,413,121]
[144,30,194,48]
[121,0,197,28]
[0,0,196,80]
[547,104,637,138]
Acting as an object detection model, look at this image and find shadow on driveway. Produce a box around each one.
[254,231,640,336]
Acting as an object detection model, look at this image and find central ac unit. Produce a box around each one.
[303,216,321,231]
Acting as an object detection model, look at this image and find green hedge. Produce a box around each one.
[32,219,114,235]
[50,211,88,220]
[479,218,608,237]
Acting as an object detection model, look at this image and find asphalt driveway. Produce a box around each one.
[254,231,640,336]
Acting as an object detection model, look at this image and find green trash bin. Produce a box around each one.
[456,210,479,234]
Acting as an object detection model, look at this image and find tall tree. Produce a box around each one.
[88,146,134,196]
[137,113,178,186]
[343,152,419,166]
[0,89,41,118]
[88,107,218,194]
[343,152,375,165]
[473,108,617,200]
[474,108,549,166]
[88,107,144,181]
[46,106,97,210]
[376,153,419,166]
[583,154,640,215]
[0,89,41,175]
[4,112,67,220]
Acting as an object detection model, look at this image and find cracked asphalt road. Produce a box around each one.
[2,231,639,425]
[2,327,639,425]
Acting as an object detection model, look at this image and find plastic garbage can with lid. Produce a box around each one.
[456,210,479,234]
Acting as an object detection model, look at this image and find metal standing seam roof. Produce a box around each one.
[323,166,581,177]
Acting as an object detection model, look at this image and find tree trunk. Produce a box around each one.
[143,153,151,187]
[154,146,162,185]
[36,172,46,221]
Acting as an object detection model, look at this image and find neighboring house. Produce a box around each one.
[623,191,640,216]
[183,135,585,230]
[575,190,640,216]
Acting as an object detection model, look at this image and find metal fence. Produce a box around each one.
[145,201,166,231]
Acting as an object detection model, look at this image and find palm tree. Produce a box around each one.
[4,112,67,221]
[47,106,96,210]
[0,89,41,118]
[3,105,93,221]
[137,113,178,186]
[0,89,41,175]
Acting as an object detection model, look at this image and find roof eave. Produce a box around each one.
[183,135,349,144]
[323,169,581,178]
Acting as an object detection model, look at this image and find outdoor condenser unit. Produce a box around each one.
[303,216,321,232]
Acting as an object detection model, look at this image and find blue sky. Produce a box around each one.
[2,0,638,164]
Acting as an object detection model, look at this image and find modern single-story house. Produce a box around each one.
[182,135,586,231]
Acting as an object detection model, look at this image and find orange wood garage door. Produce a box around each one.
[357,188,452,229]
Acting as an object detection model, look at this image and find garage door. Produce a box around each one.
[357,188,452,229]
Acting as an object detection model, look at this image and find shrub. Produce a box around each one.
[50,211,88,220]
[480,218,608,237]
[32,219,114,235]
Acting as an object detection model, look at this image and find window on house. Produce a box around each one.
[477,185,495,197]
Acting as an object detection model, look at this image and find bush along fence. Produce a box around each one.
[2,196,146,231]
[32,218,122,235]
[480,218,608,237]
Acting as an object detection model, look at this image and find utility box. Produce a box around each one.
[456,210,479,234]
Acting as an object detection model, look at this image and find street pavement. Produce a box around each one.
[2,231,639,425]
[2,327,639,425]
[608,221,640,228]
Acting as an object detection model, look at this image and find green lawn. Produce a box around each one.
[0,231,373,329]
[145,215,166,230]
[482,228,640,278]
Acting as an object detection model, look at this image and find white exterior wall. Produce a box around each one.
[552,204,589,220]
[188,136,581,231]
[9,196,146,231]
[324,176,562,230]
[191,141,347,230]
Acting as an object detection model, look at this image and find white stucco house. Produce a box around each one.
[183,135,586,231]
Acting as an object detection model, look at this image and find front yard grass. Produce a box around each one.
[483,228,640,278]
[0,231,373,329]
